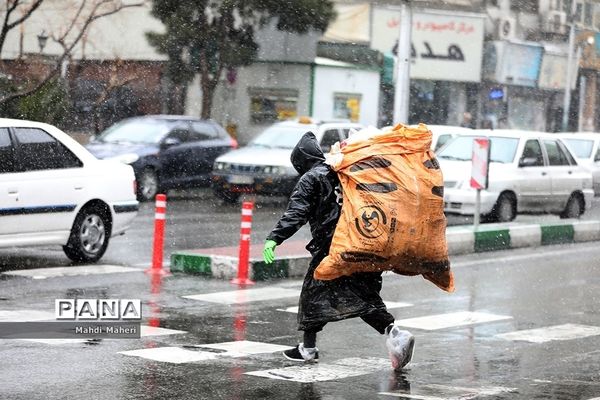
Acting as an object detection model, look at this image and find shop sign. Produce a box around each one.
[538,52,577,90]
[483,41,543,87]
[371,8,485,82]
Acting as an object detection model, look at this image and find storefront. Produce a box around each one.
[372,7,485,126]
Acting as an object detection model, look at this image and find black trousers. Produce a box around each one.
[303,308,395,348]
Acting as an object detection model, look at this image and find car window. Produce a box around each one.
[438,136,518,163]
[435,134,452,151]
[97,119,172,144]
[520,139,544,166]
[167,128,191,143]
[251,125,316,149]
[190,122,218,141]
[0,128,16,173]
[544,140,570,166]
[562,138,594,159]
[557,141,577,165]
[320,129,341,152]
[13,128,82,171]
[595,147,600,162]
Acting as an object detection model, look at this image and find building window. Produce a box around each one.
[248,88,298,124]
[333,93,362,122]
[511,0,537,12]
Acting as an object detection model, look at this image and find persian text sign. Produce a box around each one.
[470,138,490,190]
[371,8,485,82]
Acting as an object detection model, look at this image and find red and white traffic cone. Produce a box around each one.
[145,193,171,276]
[231,201,255,285]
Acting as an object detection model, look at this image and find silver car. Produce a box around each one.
[211,118,363,202]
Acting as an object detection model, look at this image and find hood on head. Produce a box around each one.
[290,131,325,174]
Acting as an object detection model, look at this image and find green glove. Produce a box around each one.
[263,240,277,264]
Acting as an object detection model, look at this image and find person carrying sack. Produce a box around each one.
[263,131,415,371]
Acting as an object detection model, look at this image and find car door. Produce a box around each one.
[158,123,192,184]
[514,139,552,212]
[0,128,20,236]
[543,139,577,212]
[187,121,231,184]
[10,127,86,235]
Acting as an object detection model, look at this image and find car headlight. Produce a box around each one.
[214,162,229,171]
[108,153,139,165]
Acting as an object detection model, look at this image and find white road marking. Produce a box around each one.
[496,323,600,343]
[277,300,412,314]
[196,340,292,356]
[140,325,186,337]
[246,357,390,383]
[379,384,517,399]
[0,310,54,322]
[2,265,142,279]
[395,311,512,331]
[19,339,89,344]
[182,287,301,305]
[119,347,218,364]
[450,244,600,269]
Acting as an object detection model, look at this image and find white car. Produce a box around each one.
[211,117,363,202]
[0,118,138,262]
[382,124,472,151]
[438,129,594,222]
[555,132,600,196]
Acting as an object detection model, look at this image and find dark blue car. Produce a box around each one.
[86,115,236,201]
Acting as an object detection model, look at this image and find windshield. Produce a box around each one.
[438,136,519,163]
[97,119,172,144]
[250,125,316,149]
[562,138,594,159]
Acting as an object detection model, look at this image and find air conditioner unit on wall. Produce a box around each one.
[543,10,567,34]
[497,17,517,40]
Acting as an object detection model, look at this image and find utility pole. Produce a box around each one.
[393,0,412,125]
[562,0,578,132]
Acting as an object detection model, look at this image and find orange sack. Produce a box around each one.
[314,123,454,292]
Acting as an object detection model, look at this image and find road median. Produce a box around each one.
[170,219,600,281]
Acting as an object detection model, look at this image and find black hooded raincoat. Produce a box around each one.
[266,132,389,331]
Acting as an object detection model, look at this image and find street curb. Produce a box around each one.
[170,219,600,280]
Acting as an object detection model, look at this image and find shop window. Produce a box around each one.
[333,93,362,122]
[249,88,298,124]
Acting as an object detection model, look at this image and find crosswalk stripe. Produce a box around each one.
[2,265,142,279]
[119,347,218,364]
[379,384,517,399]
[277,301,413,314]
[395,311,512,331]
[182,287,300,305]
[140,325,186,337]
[196,340,292,355]
[0,310,54,322]
[495,323,600,343]
[246,357,390,383]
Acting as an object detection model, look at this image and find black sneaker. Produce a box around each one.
[283,343,319,362]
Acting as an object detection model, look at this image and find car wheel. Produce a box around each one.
[213,189,239,204]
[63,206,111,263]
[491,192,516,222]
[560,193,583,219]
[138,168,160,202]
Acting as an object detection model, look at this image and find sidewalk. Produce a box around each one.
[170,219,600,280]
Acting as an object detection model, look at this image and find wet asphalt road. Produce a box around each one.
[0,191,599,399]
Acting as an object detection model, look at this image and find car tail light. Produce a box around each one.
[230,137,238,149]
[133,179,137,195]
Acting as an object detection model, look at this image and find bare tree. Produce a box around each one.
[0,0,45,56]
[0,0,144,105]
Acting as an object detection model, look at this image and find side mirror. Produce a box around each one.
[161,137,182,148]
[519,157,539,167]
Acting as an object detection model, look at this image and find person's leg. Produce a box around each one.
[361,309,414,372]
[283,325,324,362]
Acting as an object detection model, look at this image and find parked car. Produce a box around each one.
[438,129,594,222]
[0,118,138,262]
[86,115,237,201]
[555,132,600,196]
[382,124,471,151]
[211,117,363,202]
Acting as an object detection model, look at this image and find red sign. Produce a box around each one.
[470,138,490,190]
